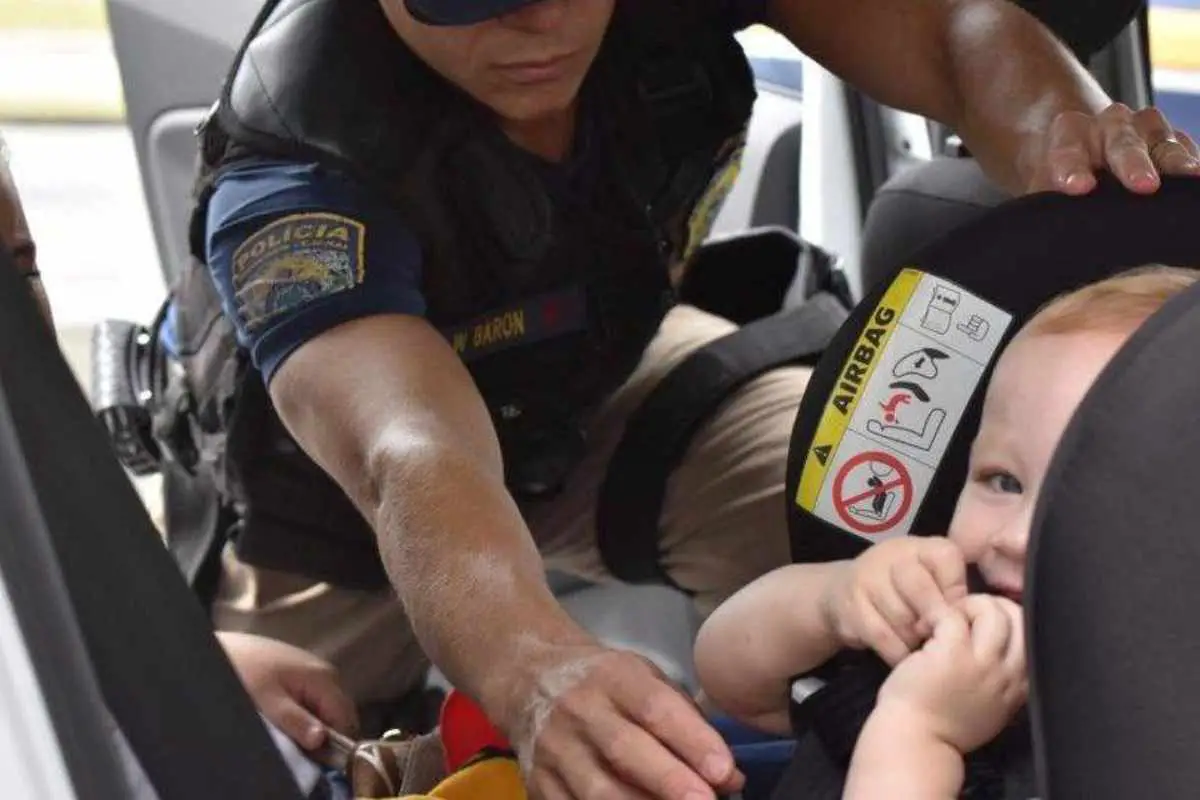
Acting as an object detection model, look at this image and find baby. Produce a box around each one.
[695,265,1199,797]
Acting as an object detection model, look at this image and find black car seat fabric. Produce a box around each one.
[859,157,1012,296]
[1026,277,1200,800]
[777,174,1200,797]
[0,244,302,797]
[1014,0,1143,62]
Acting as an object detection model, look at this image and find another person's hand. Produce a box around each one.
[1022,104,1200,195]
[217,631,359,752]
[500,641,745,800]
[875,594,1027,755]
[821,537,969,665]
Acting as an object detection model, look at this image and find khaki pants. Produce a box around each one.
[212,304,812,706]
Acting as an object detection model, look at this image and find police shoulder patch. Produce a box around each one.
[231,212,366,332]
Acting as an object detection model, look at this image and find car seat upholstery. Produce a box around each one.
[859,156,1011,295]
[1026,277,1200,799]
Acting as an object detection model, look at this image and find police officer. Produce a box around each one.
[178,1,1199,798]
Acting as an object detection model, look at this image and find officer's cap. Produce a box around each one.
[404,0,539,26]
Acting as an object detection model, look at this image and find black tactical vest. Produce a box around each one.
[172,0,757,589]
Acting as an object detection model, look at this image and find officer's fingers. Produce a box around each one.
[1099,104,1161,192]
[1178,130,1200,161]
[527,772,572,800]
[1133,107,1200,176]
[614,673,743,793]
[535,703,682,800]
[596,710,728,799]
[1032,110,1100,194]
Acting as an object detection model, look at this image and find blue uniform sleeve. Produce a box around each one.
[205,158,426,384]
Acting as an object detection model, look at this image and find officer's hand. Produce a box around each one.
[821,537,968,665]
[503,642,745,800]
[875,595,1026,754]
[217,631,359,752]
[1021,104,1200,196]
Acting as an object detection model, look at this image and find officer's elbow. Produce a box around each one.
[359,427,441,527]
[359,424,504,531]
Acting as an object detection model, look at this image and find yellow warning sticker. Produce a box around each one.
[796,268,922,511]
[796,267,1015,544]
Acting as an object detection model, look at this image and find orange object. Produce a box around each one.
[439,689,512,773]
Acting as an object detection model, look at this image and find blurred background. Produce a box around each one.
[3,0,1200,521]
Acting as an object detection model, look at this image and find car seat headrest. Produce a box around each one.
[860,158,1012,297]
[786,174,1200,564]
[1026,278,1200,799]
[1013,0,1144,62]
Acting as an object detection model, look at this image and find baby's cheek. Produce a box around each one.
[946,494,991,561]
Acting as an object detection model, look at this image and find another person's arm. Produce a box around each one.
[217,631,359,752]
[844,595,1027,799]
[695,538,968,734]
[207,161,742,800]
[764,0,1200,195]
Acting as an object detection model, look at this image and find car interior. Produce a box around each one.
[0,0,1195,796]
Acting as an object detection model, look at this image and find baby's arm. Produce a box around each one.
[845,705,965,798]
[695,562,847,734]
[844,595,1027,799]
[695,537,968,735]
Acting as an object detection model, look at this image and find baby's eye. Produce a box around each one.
[980,470,1023,495]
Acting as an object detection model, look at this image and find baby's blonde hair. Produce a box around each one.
[1023,265,1200,338]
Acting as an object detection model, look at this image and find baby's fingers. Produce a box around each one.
[892,557,952,638]
[917,539,969,603]
[998,599,1027,678]
[857,598,914,666]
[960,596,1015,663]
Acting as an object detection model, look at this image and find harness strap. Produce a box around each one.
[596,291,849,587]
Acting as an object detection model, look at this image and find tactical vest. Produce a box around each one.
[172,0,757,589]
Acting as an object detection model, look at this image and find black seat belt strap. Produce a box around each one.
[596,291,849,587]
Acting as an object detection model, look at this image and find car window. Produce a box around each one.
[737,24,804,95]
[1147,0,1200,135]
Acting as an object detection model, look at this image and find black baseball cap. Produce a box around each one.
[404,0,541,25]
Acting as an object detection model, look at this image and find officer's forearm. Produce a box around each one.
[769,0,1109,195]
[367,439,589,716]
[938,0,1110,194]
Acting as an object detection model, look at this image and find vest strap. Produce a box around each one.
[596,292,849,588]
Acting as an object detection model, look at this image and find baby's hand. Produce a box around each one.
[821,537,968,665]
[876,595,1027,754]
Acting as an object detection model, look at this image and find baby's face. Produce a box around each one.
[947,328,1128,602]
